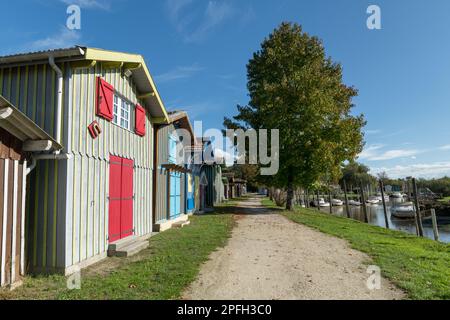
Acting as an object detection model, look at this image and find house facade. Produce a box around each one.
[153,111,195,231]
[0,47,169,275]
[0,95,62,288]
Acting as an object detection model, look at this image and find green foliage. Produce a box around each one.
[417,177,450,197]
[224,22,365,189]
[224,164,260,190]
[340,161,377,191]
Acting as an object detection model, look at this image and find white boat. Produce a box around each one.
[376,193,390,203]
[366,196,380,205]
[390,192,403,199]
[347,200,361,206]
[331,199,344,206]
[314,198,330,207]
[391,202,416,219]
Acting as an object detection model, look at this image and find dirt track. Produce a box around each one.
[183,196,405,300]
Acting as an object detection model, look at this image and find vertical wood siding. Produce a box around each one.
[0,129,26,288]
[1,62,154,272]
[201,165,223,207]
[0,64,66,274]
[154,124,188,223]
[65,63,153,268]
[155,125,170,223]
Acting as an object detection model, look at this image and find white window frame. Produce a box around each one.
[112,94,133,131]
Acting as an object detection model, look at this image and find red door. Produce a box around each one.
[120,158,134,239]
[109,155,134,243]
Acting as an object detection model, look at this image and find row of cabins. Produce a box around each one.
[223,172,247,200]
[0,47,227,288]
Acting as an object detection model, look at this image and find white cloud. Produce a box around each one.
[369,149,419,161]
[358,144,420,161]
[439,144,450,151]
[59,0,111,10]
[30,27,81,51]
[214,148,235,167]
[371,162,450,179]
[155,64,204,83]
[166,0,234,43]
[358,144,384,160]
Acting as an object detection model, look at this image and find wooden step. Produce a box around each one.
[114,240,149,258]
[107,235,138,255]
[172,220,191,229]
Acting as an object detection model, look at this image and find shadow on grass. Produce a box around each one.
[199,195,285,216]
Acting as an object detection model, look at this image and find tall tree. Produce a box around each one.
[340,161,376,192]
[224,22,365,210]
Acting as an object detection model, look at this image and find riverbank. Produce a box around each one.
[262,198,450,300]
[0,207,235,300]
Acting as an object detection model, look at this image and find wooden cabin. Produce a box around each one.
[199,140,225,210]
[153,111,195,232]
[0,47,170,276]
[234,178,247,198]
[0,95,62,288]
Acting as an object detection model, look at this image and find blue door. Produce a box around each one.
[186,173,195,212]
[169,172,181,219]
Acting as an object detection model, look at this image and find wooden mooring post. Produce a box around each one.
[343,180,351,218]
[359,182,369,223]
[316,190,321,211]
[412,178,424,237]
[430,209,440,241]
[328,188,333,214]
[306,190,310,208]
[379,180,390,229]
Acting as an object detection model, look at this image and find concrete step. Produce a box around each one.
[114,240,149,258]
[172,220,191,229]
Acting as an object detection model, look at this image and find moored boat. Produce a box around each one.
[366,196,380,205]
[376,193,390,203]
[390,192,403,199]
[391,202,416,219]
[331,199,344,206]
[314,198,330,207]
[347,200,361,206]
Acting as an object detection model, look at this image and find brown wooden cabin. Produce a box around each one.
[0,95,61,289]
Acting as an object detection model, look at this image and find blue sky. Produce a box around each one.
[2,0,450,178]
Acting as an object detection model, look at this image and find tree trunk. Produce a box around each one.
[286,169,294,210]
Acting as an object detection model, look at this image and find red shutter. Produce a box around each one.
[135,104,146,136]
[96,77,114,121]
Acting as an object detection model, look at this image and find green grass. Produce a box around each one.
[0,209,234,300]
[262,198,450,300]
[438,196,450,203]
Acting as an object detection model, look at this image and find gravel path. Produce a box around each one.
[183,196,405,300]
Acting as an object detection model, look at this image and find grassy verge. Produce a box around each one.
[438,196,450,203]
[262,198,450,300]
[0,208,234,300]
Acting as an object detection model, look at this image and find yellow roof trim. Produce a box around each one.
[84,48,170,123]
[151,117,168,124]
[138,92,155,99]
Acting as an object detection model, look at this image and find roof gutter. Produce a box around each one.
[25,53,77,175]
[26,153,72,176]
[48,55,63,155]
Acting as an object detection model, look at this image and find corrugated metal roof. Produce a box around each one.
[0,95,62,151]
[168,110,195,141]
[0,47,85,64]
[0,46,169,123]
